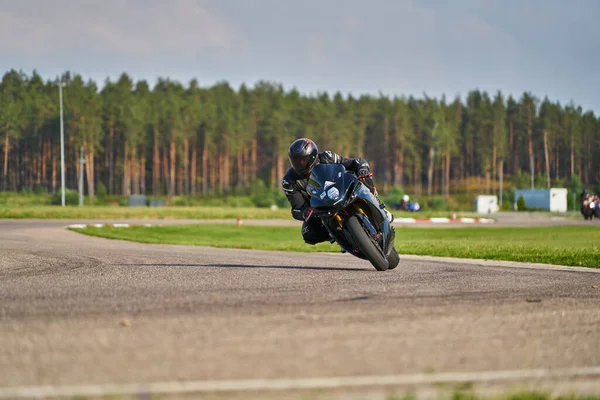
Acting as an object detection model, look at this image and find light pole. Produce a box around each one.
[59,80,66,207]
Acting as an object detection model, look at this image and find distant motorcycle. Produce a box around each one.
[392,196,421,212]
[404,201,421,212]
[581,195,599,220]
[393,201,421,212]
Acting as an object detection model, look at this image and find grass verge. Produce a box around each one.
[0,205,291,220]
[70,224,600,268]
[0,205,481,220]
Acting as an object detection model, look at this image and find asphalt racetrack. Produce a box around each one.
[1,219,600,399]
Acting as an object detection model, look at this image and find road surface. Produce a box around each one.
[1,219,599,399]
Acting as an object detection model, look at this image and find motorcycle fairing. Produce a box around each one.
[306,163,396,258]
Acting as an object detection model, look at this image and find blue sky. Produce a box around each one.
[1,0,599,113]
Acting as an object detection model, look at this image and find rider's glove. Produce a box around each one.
[355,160,371,180]
[357,166,371,180]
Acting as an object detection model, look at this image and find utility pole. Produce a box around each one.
[59,80,66,206]
[78,146,85,207]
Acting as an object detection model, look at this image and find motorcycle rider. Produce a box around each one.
[399,194,410,210]
[281,138,394,246]
[580,189,590,215]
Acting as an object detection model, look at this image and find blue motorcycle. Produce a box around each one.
[306,163,400,271]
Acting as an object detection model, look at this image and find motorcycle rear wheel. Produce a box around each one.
[345,215,389,271]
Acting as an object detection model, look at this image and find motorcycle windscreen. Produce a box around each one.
[306,163,347,208]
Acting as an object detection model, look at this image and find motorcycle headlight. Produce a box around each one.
[327,187,340,200]
[590,202,596,209]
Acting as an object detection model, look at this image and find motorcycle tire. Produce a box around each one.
[387,247,400,270]
[345,215,389,271]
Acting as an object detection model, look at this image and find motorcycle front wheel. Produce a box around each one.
[387,247,400,270]
[345,215,389,271]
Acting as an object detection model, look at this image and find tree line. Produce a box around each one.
[1,69,599,203]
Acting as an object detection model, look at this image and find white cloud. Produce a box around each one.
[0,0,242,57]
[0,0,598,112]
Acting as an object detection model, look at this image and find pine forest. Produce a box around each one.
[1,69,598,205]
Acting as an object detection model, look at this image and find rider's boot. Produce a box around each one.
[329,236,346,253]
[373,189,394,223]
[362,178,395,224]
[381,205,394,223]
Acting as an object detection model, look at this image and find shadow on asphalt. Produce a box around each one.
[115,263,371,272]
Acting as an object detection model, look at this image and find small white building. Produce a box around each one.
[475,195,499,214]
[514,188,568,213]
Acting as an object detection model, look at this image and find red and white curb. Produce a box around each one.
[393,217,495,224]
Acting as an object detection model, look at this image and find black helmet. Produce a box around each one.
[288,138,319,176]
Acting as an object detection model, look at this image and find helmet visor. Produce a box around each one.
[290,153,317,176]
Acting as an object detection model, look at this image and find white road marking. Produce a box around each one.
[429,217,450,223]
[394,218,416,223]
[1,367,599,398]
[66,224,159,229]
[65,224,87,229]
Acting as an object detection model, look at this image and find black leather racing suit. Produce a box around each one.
[281,151,376,245]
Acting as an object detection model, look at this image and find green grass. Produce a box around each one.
[71,224,600,268]
[0,191,579,220]
[0,205,293,220]
[72,223,336,252]
[393,225,600,267]
[0,191,54,206]
[0,204,484,220]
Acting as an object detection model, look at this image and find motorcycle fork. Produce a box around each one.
[352,203,367,217]
[333,209,350,230]
[332,203,367,230]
